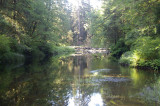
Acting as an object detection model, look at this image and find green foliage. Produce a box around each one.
[38,42,53,56]
[137,78,160,103]
[1,52,25,63]
[119,37,160,69]
[0,35,25,63]
[31,49,45,60]
[133,36,160,69]
[95,0,160,70]
[100,0,159,46]
[0,0,73,63]
[52,47,75,55]
[133,36,160,60]
[22,40,53,60]
[88,10,107,47]
[0,35,10,54]
[119,51,133,65]
[111,39,130,59]
[137,59,160,70]
[9,38,25,53]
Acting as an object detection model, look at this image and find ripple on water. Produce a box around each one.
[92,77,132,83]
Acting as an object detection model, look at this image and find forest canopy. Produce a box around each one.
[0,0,160,69]
[0,0,73,62]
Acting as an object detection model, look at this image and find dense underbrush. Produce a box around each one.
[0,35,74,63]
[117,37,160,70]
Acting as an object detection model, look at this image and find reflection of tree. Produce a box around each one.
[136,77,160,105]
[0,55,158,106]
[0,57,73,106]
[70,56,99,106]
[88,55,158,105]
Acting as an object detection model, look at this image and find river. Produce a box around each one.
[0,54,160,106]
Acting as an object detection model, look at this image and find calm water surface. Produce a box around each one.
[0,54,160,106]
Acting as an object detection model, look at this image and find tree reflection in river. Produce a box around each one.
[0,55,160,105]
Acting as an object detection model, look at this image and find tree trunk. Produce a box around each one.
[0,0,3,5]
[78,0,81,46]
[31,22,37,36]
[13,0,16,19]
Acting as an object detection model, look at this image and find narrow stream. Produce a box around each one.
[0,54,159,106]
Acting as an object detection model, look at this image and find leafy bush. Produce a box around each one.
[1,52,25,63]
[23,40,53,58]
[38,42,53,56]
[31,49,45,60]
[9,38,25,53]
[133,37,160,69]
[138,59,160,70]
[133,36,160,60]
[111,39,130,59]
[119,51,133,65]
[0,35,10,54]
[119,37,160,69]
[52,46,75,55]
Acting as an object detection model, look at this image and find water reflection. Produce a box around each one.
[0,55,160,106]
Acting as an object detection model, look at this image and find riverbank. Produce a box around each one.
[0,46,75,64]
[118,50,160,71]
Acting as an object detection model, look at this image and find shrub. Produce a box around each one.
[0,35,10,54]
[133,36,160,60]
[31,49,45,60]
[120,37,160,69]
[9,38,24,53]
[38,42,53,56]
[133,37,160,69]
[119,51,133,65]
[24,40,52,58]
[1,52,25,63]
[111,39,130,59]
[52,46,75,55]
[138,59,160,70]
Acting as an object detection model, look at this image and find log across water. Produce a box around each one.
[69,46,110,55]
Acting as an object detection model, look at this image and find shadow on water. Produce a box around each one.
[0,54,160,106]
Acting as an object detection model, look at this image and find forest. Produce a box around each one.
[1,0,160,105]
[0,0,160,69]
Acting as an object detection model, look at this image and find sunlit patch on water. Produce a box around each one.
[88,93,104,106]
[68,93,104,106]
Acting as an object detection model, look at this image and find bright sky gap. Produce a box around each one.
[68,0,102,9]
